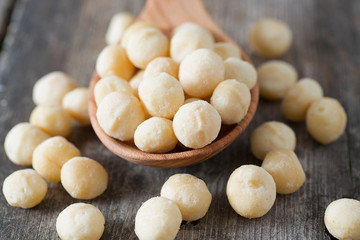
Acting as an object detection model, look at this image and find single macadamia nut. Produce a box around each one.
[226,165,276,218]
[121,21,157,48]
[257,60,298,100]
[4,123,50,166]
[213,42,241,60]
[170,22,214,62]
[97,92,145,141]
[126,27,169,69]
[324,198,360,240]
[306,97,347,144]
[160,173,212,221]
[62,88,90,125]
[173,100,221,149]
[32,136,81,183]
[250,121,296,160]
[94,75,133,105]
[32,71,77,105]
[249,18,292,58]
[129,70,144,97]
[2,169,47,208]
[61,157,108,200]
[144,57,179,79]
[96,44,135,80]
[30,104,72,137]
[211,80,251,124]
[282,78,324,122]
[224,57,257,89]
[134,117,177,153]
[261,149,305,194]
[179,48,224,98]
[135,197,182,240]
[139,73,184,119]
[56,203,105,240]
[105,12,135,45]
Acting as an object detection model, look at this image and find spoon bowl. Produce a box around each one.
[89,0,259,168]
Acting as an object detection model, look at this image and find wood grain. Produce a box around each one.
[0,0,359,239]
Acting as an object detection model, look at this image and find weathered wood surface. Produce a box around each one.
[0,0,359,239]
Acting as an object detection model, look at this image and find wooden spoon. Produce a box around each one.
[89,0,259,168]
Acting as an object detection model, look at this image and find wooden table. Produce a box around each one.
[0,0,359,239]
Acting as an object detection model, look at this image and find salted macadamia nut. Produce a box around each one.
[210,80,251,125]
[160,174,212,221]
[105,12,135,44]
[184,97,201,104]
[173,100,221,149]
[30,104,72,137]
[306,97,347,144]
[121,21,157,48]
[129,70,144,97]
[249,18,292,58]
[224,57,257,89]
[56,203,105,240]
[144,57,179,79]
[214,42,241,60]
[4,123,50,166]
[261,149,305,194]
[94,75,133,105]
[62,88,90,125]
[61,157,108,199]
[126,27,169,69]
[32,71,77,105]
[282,78,324,122]
[226,165,276,218]
[32,136,80,183]
[250,121,296,160]
[2,169,47,208]
[97,92,145,141]
[96,44,135,80]
[257,60,298,100]
[179,48,224,98]
[170,22,214,62]
[134,117,177,153]
[139,73,184,119]
[324,198,360,240]
[135,197,182,240]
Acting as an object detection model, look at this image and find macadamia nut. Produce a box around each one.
[94,75,133,105]
[282,78,324,122]
[306,97,347,144]
[261,149,305,194]
[56,203,105,240]
[129,70,144,97]
[105,12,135,45]
[227,165,276,218]
[96,44,135,80]
[249,18,292,58]
[224,57,257,89]
[61,157,108,200]
[97,92,145,141]
[324,198,360,240]
[173,100,221,149]
[214,42,241,60]
[210,80,251,124]
[121,21,157,48]
[179,48,224,98]
[144,57,179,79]
[250,121,296,160]
[139,72,184,119]
[135,197,182,240]
[170,22,214,62]
[30,104,72,138]
[134,117,177,153]
[257,60,298,100]
[32,136,81,183]
[160,173,212,221]
[2,169,47,208]
[62,88,90,125]
[126,27,169,69]
[4,123,50,166]
[32,71,77,105]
